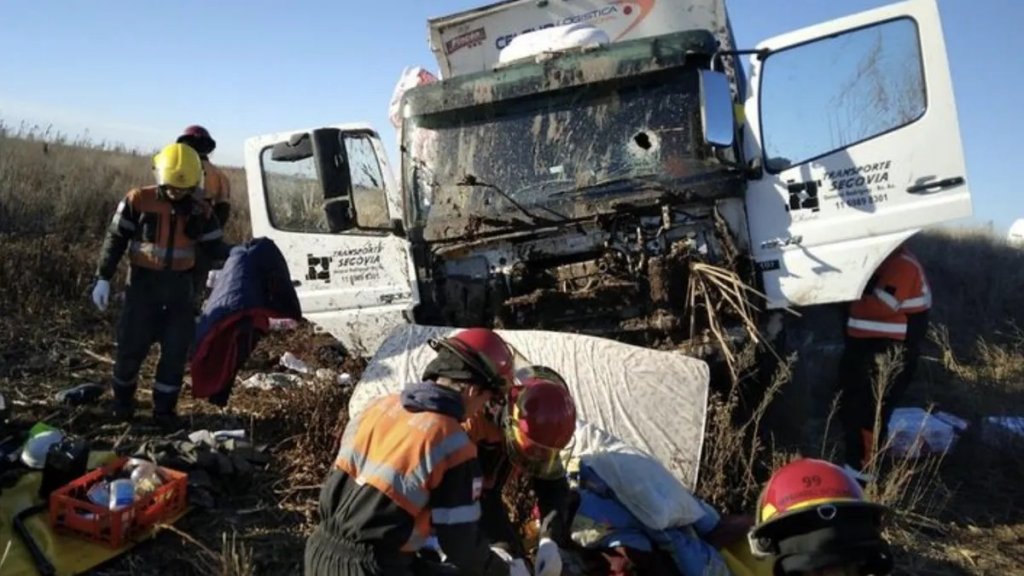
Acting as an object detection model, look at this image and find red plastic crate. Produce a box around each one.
[48,456,188,548]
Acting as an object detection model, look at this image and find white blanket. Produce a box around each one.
[348,324,710,488]
[565,420,710,530]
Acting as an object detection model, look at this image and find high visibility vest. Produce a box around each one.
[847,248,931,341]
[120,186,213,272]
[334,394,479,552]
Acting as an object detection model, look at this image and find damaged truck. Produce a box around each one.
[243,0,971,376]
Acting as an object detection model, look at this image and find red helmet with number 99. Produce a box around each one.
[749,458,892,575]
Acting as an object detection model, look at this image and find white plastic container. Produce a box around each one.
[887,408,967,458]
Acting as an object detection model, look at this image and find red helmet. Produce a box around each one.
[505,367,576,478]
[428,328,515,392]
[749,458,892,575]
[176,124,216,155]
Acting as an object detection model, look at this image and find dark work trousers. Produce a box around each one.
[837,312,928,469]
[305,530,418,576]
[191,248,213,315]
[481,489,524,555]
[191,202,229,313]
[111,267,195,415]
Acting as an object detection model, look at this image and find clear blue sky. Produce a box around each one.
[1,1,1018,232]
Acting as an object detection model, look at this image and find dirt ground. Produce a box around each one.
[1,306,364,575]
[4,300,1024,575]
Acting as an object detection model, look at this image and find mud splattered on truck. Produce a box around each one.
[400,31,754,353]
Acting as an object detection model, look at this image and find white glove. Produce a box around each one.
[535,538,562,576]
[92,279,110,311]
[491,547,532,576]
[508,559,530,576]
[206,269,220,289]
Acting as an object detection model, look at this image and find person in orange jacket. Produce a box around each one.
[177,125,232,226]
[465,365,577,576]
[176,125,232,311]
[305,328,531,576]
[837,244,931,476]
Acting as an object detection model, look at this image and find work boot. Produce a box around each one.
[153,412,182,433]
[111,399,136,422]
[110,377,138,421]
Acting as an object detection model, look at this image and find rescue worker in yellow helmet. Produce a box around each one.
[91,142,233,429]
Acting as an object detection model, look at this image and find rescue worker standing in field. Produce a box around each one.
[176,125,231,226]
[176,125,232,311]
[305,328,531,576]
[837,244,931,477]
[467,365,577,576]
[90,143,232,428]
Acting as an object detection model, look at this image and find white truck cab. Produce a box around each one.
[1009,219,1024,247]
[245,0,971,357]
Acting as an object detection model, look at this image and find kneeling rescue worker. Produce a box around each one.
[91,143,232,428]
[748,458,894,576]
[467,364,577,576]
[305,328,531,576]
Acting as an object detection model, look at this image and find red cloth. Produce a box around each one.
[190,308,273,401]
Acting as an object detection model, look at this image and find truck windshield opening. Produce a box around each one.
[404,70,703,241]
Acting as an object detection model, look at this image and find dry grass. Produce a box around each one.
[2,125,1024,574]
[908,228,1024,352]
[697,344,794,514]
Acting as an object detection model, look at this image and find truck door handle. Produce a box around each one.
[906,176,965,195]
[761,235,803,250]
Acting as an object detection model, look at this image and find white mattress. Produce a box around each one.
[348,324,711,489]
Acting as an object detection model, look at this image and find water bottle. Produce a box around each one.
[109,479,135,511]
[87,481,110,507]
[280,351,310,374]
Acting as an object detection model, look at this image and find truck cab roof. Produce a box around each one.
[403,28,719,118]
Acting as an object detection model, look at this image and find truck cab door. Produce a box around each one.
[743,0,970,309]
[244,124,415,356]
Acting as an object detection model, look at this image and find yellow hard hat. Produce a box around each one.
[153,142,203,189]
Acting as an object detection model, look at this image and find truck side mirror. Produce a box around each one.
[699,69,735,149]
[311,128,356,232]
[391,218,406,238]
[270,133,314,162]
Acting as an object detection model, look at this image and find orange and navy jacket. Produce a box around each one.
[199,160,231,206]
[97,186,229,279]
[197,160,232,227]
[847,246,931,341]
[314,383,511,575]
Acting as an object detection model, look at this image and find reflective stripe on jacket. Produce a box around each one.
[847,247,931,340]
[334,393,479,552]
